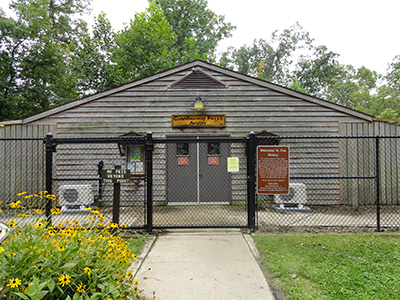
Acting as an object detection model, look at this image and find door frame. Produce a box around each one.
[166,134,231,205]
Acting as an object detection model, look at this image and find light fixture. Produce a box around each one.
[194,96,203,111]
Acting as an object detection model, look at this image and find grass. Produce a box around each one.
[125,234,148,256]
[253,233,400,300]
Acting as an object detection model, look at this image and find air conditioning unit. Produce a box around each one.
[58,184,93,211]
[274,183,307,209]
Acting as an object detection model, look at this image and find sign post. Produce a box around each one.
[101,167,131,225]
[257,146,290,194]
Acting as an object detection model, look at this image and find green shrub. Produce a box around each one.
[0,192,141,300]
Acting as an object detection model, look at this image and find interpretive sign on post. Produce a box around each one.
[257,146,290,194]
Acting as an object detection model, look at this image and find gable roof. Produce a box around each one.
[23,60,373,124]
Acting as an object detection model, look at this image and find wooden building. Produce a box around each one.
[1,60,398,207]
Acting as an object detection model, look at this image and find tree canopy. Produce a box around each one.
[0,1,399,122]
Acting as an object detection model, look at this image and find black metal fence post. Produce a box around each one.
[376,136,381,231]
[247,131,256,231]
[45,133,55,222]
[146,131,154,233]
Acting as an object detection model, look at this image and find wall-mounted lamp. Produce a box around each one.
[194,96,203,111]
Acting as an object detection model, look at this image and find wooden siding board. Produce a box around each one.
[20,65,379,207]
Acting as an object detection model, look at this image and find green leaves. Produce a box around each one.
[153,0,235,58]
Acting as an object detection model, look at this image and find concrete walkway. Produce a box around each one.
[132,229,274,300]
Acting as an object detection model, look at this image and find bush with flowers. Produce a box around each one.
[0,192,145,300]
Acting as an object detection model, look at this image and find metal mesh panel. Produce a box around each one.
[255,136,400,231]
[379,137,400,229]
[3,135,400,232]
[0,138,46,222]
[152,139,247,228]
[48,137,146,228]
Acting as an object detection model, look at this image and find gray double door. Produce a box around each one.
[167,136,231,204]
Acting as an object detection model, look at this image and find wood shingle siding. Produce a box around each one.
[6,60,397,207]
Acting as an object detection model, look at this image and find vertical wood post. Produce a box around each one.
[112,165,121,225]
[146,132,154,233]
[247,131,256,231]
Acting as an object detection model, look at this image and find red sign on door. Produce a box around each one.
[178,157,188,165]
[208,156,219,165]
[257,146,290,194]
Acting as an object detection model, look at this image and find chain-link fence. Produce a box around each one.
[0,137,46,207]
[152,137,248,228]
[256,136,400,231]
[1,134,400,232]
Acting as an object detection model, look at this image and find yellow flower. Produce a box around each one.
[134,279,139,286]
[35,222,45,229]
[50,207,62,215]
[0,247,4,253]
[33,209,44,214]
[8,252,16,257]
[83,267,91,275]
[10,201,22,209]
[7,278,21,288]
[39,191,48,195]
[17,192,27,196]
[124,271,134,279]
[17,213,30,217]
[76,282,86,293]
[58,274,71,287]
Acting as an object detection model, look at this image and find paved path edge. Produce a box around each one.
[129,235,158,277]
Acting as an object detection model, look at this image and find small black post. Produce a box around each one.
[375,136,381,232]
[112,165,121,225]
[97,161,104,202]
[45,133,55,222]
[146,131,154,233]
[247,131,256,231]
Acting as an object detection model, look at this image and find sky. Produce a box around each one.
[3,0,400,75]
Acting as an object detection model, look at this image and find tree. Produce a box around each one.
[152,0,235,59]
[0,0,90,121]
[70,12,117,95]
[113,1,204,84]
[112,2,181,84]
[220,23,313,85]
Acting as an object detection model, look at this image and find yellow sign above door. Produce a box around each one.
[172,115,225,128]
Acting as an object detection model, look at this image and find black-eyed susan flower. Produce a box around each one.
[17,192,27,196]
[76,282,86,293]
[50,207,62,215]
[58,274,71,287]
[8,220,17,228]
[10,201,22,209]
[7,278,21,288]
[83,267,91,275]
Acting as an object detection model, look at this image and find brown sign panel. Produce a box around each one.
[257,146,290,194]
[172,115,225,128]
[102,169,131,184]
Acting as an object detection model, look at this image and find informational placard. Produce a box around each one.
[227,157,239,172]
[102,169,131,184]
[208,157,219,165]
[257,146,289,194]
[172,115,225,127]
[178,157,188,165]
